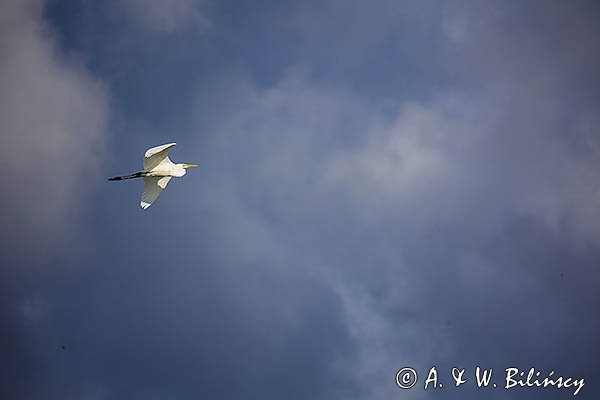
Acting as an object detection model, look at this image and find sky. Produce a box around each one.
[1,0,600,399]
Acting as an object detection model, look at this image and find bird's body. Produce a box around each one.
[145,163,187,178]
[108,143,197,209]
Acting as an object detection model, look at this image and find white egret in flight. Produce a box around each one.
[109,143,198,209]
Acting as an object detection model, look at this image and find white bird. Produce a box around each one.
[109,143,198,209]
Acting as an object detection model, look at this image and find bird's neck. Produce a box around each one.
[174,164,187,177]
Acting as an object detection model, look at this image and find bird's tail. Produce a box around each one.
[108,172,145,181]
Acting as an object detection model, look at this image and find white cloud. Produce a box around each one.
[332,284,431,400]
[327,103,448,209]
[178,67,600,399]
[182,74,464,398]
[0,0,109,254]
[116,0,210,33]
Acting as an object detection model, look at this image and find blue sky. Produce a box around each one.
[2,1,600,399]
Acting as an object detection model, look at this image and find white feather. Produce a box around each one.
[140,176,171,209]
[143,143,176,171]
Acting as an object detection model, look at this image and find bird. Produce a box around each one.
[109,143,198,209]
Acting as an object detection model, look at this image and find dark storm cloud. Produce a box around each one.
[3,1,600,399]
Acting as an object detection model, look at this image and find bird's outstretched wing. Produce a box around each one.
[143,143,176,171]
[141,176,172,209]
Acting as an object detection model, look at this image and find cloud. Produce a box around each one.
[0,0,109,254]
[114,0,210,33]
[3,1,600,399]
[326,103,448,214]
[181,74,468,398]
[0,1,108,396]
[183,44,600,395]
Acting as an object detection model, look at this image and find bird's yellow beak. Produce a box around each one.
[183,163,198,169]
